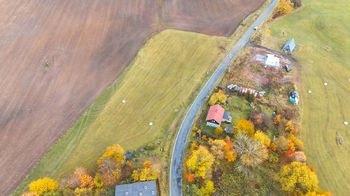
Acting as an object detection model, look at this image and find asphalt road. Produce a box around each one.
[169,0,279,195]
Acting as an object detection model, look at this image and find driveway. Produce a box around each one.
[169,0,279,195]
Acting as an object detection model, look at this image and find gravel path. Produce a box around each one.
[169,0,278,195]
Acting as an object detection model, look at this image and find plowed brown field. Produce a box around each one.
[0,0,264,194]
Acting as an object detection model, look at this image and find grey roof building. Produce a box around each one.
[115,181,157,196]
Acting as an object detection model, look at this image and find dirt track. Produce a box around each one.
[0,0,264,194]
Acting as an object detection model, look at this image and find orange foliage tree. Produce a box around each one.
[224,140,237,162]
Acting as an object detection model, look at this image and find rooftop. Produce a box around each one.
[115,181,157,196]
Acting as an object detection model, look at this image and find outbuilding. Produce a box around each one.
[206,104,225,128]
[115,181,157,196]
[282,38,296,54]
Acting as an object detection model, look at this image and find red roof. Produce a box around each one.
[206,104,225,124]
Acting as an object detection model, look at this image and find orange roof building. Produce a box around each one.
[206,104,225,128]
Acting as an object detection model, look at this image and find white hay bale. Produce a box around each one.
[344,121,348,126]
[149,122,153,126]
[324,82,328,86]
[308,90,312,94]
[122,99,126,103]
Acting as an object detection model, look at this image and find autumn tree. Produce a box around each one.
[254,130,271,147]
[209,139,226,159]
[29,178,58,195]
[294,139,304,150]
[274,0,294,16]
[279,162,319,193]
[143,160,152,168]
[224,140,237,162]
[131,163,159,182]
[97,144,125,186]
[209,92,227,106]
[98,144,125,166]
[274,136,290,153]
[274,115,281,125]
[98,157,122,185]
[186,145,215,179]
[67,167,94,189]
[200,180,216,196]
[235,120,255,137]
[185,173,195,183]
[94,173,104,189]
[234,132,268,169]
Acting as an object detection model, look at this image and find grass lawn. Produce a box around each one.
[14,29,232,195]
[260,0,350,194]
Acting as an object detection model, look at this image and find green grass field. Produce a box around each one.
[14,29,232,195]
[261,0,350,194]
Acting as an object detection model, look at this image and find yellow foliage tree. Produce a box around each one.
[186,145,215,179]
[94,173,104,189]
[235,119,255,137]
[29,178,58,195]
[97,144,125,166]
[279,162,319,193]
[200,180,216,196]
[274,0,294,16]
[294,139,304,150]
[254,130,271,147]
[208,93,227,106]
[209,139,226,159]
[132,167,159,182]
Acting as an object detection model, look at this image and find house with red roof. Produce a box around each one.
[206,104,225,128]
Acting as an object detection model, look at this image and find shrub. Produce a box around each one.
[29,178,58,195]
[94,173,104,189]
[215,126,224,136]
[268,153,279,163]
[293,151,307,162]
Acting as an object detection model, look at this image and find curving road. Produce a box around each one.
[169,0,279,195]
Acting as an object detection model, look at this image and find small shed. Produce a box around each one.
[224,126,235,135]
[222,111,232,123]
[115,181,157,196]
[206,104,225,128]
[282,38,296,54]
[264,54,280,68]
